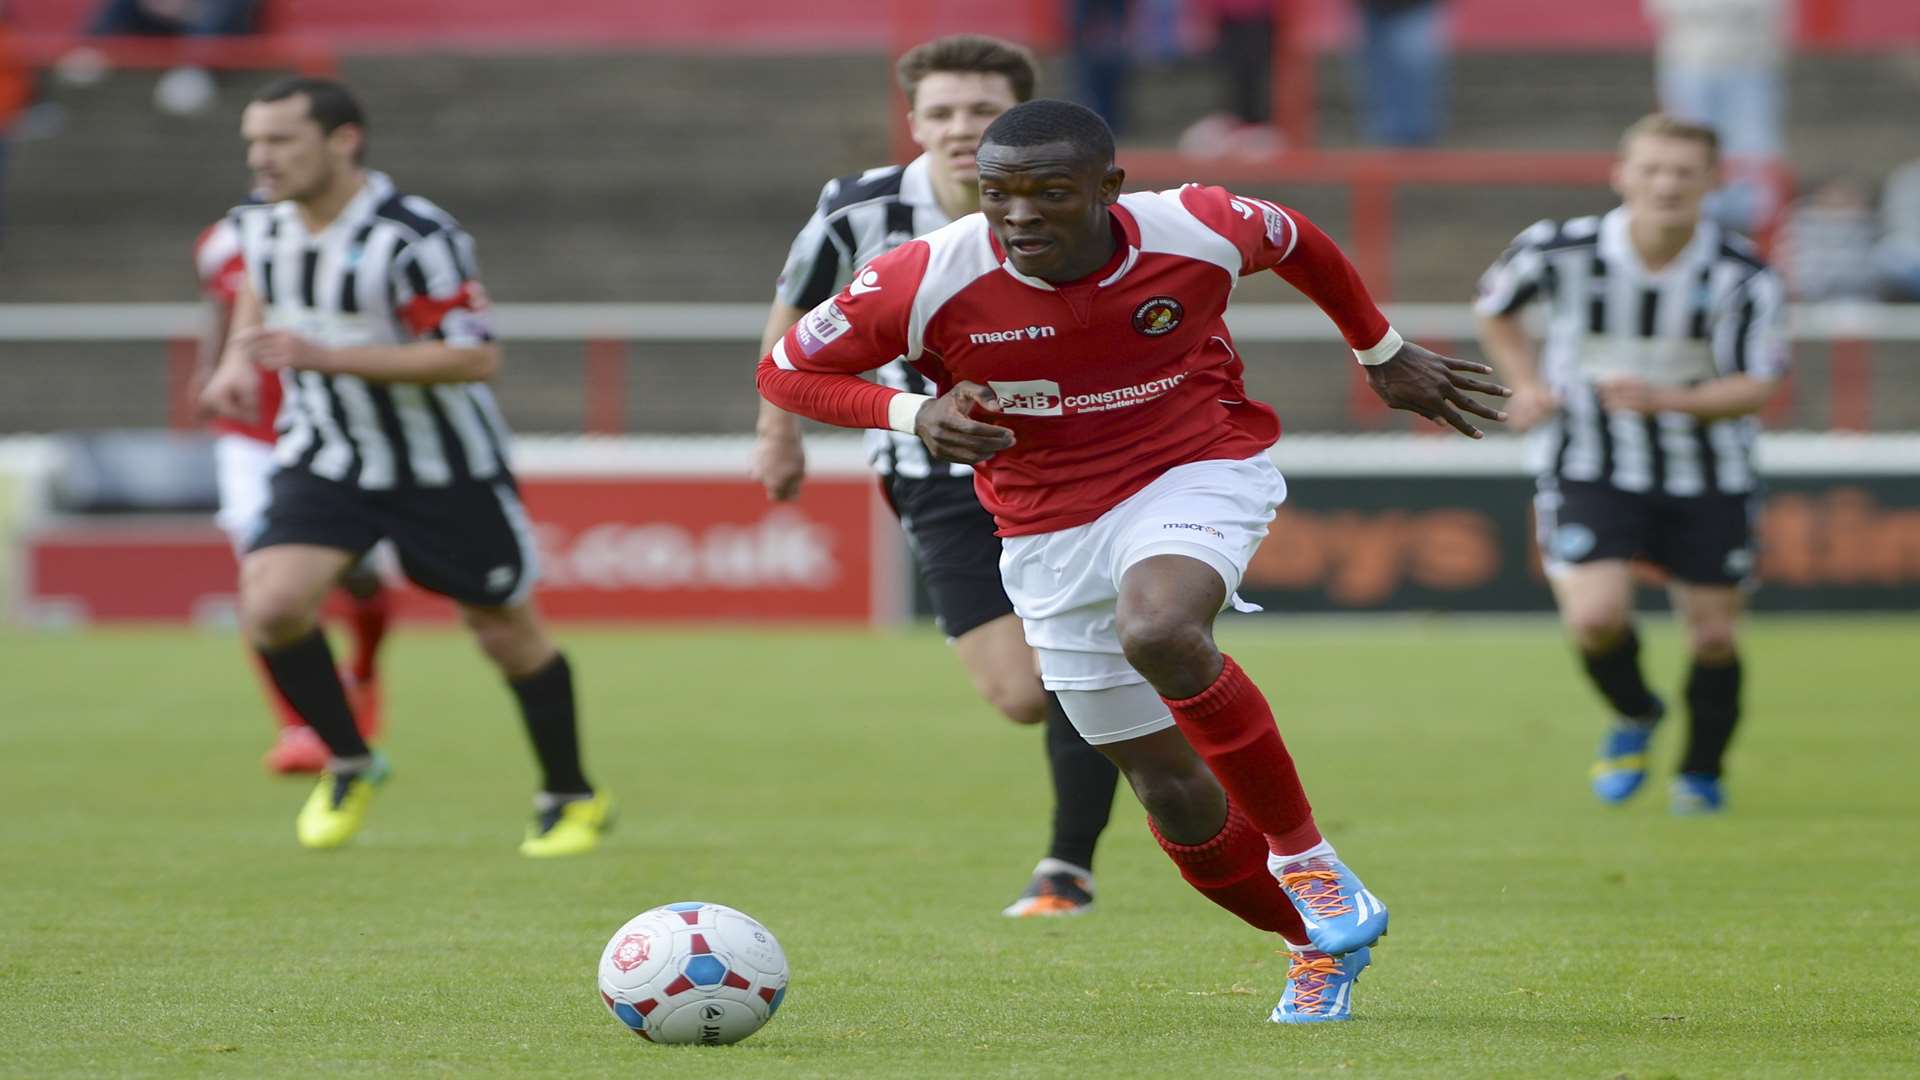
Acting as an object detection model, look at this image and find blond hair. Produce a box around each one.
[1620,113,1721,166]
[895,35,1037,107]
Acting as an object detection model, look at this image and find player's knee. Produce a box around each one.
[1688,622,1739,663]
[1115,610,1211,685]
[1565,607,1631,653]
[979,676,1049,725]
[464,607,553,678]
[238,570,320,647]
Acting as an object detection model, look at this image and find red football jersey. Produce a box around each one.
[195,216,282,444]
[759,185,1392,535]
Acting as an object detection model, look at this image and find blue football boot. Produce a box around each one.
[1269,852,1389,957]
[1590,699,1665,804]
[1270,946,1370,1024]
[1670,773,1725,815]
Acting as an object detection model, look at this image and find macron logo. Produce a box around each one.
[969,325,1057,345]
[847,268,882,296]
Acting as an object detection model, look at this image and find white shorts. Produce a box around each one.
[1000,453,1287,709]
[213,433,277,553]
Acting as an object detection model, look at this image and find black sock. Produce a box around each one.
[259,630,367,760]
[1680,655,1742,778]
[511,653,590,795]
[1579,628,1662,722]
[1042,692,1118,872]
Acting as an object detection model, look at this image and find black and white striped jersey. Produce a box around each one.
[1475,207,1788,497]
[231,170,511,490]
[774,154,968,480]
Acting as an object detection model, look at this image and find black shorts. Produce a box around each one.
[882,474,1015,639]
[251,467,538,608]
[1534,478,1757,586]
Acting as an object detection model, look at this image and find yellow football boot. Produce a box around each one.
[295,754,390,849]
[519,792,614,858]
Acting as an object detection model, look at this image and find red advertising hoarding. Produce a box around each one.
[20,471,899,625]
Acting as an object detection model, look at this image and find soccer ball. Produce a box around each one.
[596,901,789,1045]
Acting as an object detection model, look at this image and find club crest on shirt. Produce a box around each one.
[1133,296,1183,336]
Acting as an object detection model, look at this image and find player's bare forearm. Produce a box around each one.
[1601,374,1778,419]
[1475,313,1543,390]
[320,342,502,383]
[754,301,810,440]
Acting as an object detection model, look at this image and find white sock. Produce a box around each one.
[1270,839,1337,867]
[533,790,595,812]
[1033,857,1093,885]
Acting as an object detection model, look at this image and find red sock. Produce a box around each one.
[249,650,306,731]
[1150,802,1309,946]
[345,587,392,683]
[1163,654,1323,856]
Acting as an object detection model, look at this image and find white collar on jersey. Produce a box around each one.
[270,169,394,238]
[996,217,1141,292]
[900,154,936,209]
[1598,204,1720,280]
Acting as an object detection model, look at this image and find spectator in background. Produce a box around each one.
[0,7,27,248]
[1178,0,1284,158]
[1069,0,1133,135]
[1779,177,1878,302]
[1876,159,1920,300]
[1350,0,1448,147]
[1645,0,1787,234]
[56,0,261,117]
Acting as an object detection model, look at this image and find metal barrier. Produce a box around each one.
[2,302,1915,435]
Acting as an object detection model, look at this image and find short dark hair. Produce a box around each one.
[252,76,368,160]
[980,99,1115,167]
[895,34,1038,107]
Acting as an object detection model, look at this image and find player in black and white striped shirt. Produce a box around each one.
[748,36,1121,917]
[1475,114,1788,814]
[199,77,609,855]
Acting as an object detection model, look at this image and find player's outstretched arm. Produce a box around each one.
[1363,341,1512,439]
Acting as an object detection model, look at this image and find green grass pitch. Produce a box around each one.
[2,617,1915,1078]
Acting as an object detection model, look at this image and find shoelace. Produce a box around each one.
[1286,954,1343,1013]
[1278,866,1355,920]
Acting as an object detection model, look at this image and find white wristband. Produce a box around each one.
[887,392,934,435]
[1354,327,1404,367]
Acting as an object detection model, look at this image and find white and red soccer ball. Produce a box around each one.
[597,901,789,1046]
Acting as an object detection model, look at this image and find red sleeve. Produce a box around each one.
[194,220,245,304]
[1180,185,1392,353]
[755,240,929,430]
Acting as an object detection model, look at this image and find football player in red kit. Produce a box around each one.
[758,100,1508,1023]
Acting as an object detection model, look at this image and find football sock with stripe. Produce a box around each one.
[1679,655,1742,777]
[258,630,368,760]
[1161,654,1323,856]
[1579,627,1662,722]
[510,652,591,796]
[1150,801,1311,946]
[1041,692,1119,872]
